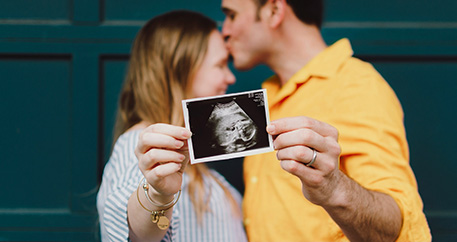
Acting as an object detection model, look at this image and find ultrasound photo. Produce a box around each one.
[182,89,274,164]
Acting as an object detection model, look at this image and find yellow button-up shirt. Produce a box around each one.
[243,39,431,242]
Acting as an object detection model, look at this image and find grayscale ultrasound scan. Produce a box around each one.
[207,101,258,153]
[182,89,274,164]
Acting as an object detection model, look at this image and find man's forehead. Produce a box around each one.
[221,0,235,9]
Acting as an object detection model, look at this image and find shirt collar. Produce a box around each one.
[291,38,354,83]
[263,38,354,106]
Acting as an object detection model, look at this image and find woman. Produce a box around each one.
[97,10,246,242]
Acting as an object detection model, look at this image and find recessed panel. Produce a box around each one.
[369,59,457,210]
[0,55,71,210]
[101,57,128,165]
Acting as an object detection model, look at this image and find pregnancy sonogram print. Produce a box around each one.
[182,89,274,164]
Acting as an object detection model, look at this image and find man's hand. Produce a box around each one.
[267,116,402,241]
[267,116,343,206]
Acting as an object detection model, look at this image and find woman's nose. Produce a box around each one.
[225,69,236,85]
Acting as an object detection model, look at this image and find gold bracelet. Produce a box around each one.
[136,178,181,230]
[141,177,181,208]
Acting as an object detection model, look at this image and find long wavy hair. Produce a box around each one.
[113,10,238,221]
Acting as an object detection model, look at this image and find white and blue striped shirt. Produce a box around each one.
[97,130,247,242]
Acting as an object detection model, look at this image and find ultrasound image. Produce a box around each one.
[183,89,273,163]
[206,101,258,154]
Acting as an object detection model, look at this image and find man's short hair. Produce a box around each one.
[253,0,323,29]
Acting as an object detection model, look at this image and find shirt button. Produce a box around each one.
[251,176,258,184]
[244,218,250,226]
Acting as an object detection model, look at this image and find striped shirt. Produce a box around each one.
[97,130,247,242]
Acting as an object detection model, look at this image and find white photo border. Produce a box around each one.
[182,89,274,164]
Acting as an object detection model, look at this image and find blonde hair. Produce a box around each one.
[113,10,239,222]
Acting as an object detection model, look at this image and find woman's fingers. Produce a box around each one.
[144,123,192,140]
[133,123,191,198]
[139,132,184,152]
[138,148,186,171]
[143,162,186,197]
[135,123,191,156]
[145,162,183,180]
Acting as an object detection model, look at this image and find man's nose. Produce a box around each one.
[222,20,230,41]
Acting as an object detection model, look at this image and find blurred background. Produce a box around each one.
[1,0,456,241]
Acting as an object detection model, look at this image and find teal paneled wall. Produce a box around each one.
[0,0,70,20]
[370,59,457,240]
[326,0,457,22]
[103,0,224,21]
[101,57,129,164]
[1,0,456,241]
[1,56,72,209]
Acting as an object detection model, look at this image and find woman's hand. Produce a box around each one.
[134,123,192,203]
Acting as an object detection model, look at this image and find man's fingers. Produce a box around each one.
[267,116,338,139]
[277,146,318,167]
[273,128,325,152]
[280,160,323,187]
[277,145,338,173]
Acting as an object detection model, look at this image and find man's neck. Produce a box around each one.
[267,25,327,86]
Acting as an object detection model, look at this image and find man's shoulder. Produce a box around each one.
[338,57,381,78]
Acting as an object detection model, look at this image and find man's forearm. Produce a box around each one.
[323,174,402,242]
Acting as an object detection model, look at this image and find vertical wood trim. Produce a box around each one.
[70,52,99,213]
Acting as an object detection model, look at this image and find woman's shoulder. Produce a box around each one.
[125,121,150,133]
[111,121,149,150]
[107,129,143,168]
[114,128,143,149]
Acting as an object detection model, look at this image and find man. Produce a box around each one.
[221,0,431,241]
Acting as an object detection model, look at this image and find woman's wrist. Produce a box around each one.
[141,178,178,207]
[136,178,181,231]
[147,186,175,206]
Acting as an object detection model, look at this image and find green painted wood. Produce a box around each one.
[0,0,456,241]
[0,54,98,239]
[368,59,457,236]
[73,0,100,24]
[102,0,225,22]
[0,0,70,20]
[70,52,100,214]
[326,0,457,22]
[0,56,71,210]
[100,56,129,166]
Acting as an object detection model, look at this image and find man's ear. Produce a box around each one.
[265,0,286,28]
